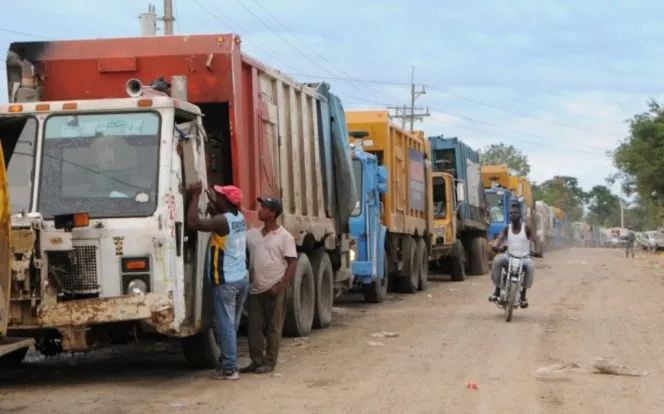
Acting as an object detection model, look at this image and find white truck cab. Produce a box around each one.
[0,95,223,367]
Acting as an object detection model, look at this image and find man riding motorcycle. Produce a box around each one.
[489,204,542,308]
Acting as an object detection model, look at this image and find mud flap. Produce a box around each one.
[0,337,34,359]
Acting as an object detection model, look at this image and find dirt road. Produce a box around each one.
[1,248,664,414]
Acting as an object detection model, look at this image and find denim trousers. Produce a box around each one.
[212,278,249,372]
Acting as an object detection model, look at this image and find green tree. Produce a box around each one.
[585,185,621,227]
[613,100,664,201]
[532,176,586,221]
[479,143,531,177]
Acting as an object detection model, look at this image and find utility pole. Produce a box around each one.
[620,200,625,228]
[388,67,430,131]
[161,0,175,35]
[138,4,158,36]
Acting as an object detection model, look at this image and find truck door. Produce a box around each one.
[176,117,211,330]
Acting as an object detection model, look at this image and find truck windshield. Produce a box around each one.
[432,176,447,219]
[0,116,38,214]
[38,111,161,219]
[486,192,505,223]
[352,159,362,216]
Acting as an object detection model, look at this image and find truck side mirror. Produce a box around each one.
[456,181,466,203]
[377,166,388,184]
[377,183,388,194]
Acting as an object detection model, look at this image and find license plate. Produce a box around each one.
[510,277,519,283]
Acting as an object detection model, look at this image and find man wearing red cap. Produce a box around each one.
[241,197,297,374]
[187,181,248,380]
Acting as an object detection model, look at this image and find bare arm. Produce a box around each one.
[525,225,541,256]
[270,235,299,296]
[186,193,230,235]
[492,226,508,249]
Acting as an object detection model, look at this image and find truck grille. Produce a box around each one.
[47,246,100,294]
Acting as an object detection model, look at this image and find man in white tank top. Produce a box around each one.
[489,205,541,307]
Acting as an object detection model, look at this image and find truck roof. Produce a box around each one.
[0,97,201,115]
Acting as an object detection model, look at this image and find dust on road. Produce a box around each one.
[1,248,663,414]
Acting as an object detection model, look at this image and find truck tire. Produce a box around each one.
[417,238,429,291]
[400,236,419,293]
[0,347,29,368]
[181,327,220,369]
[468,236,489,275]
[450,240,466,282]
[311,250,334,329]
[283,253,315,337]
[363,253,389,303]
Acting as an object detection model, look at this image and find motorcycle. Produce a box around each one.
[491,247,541,322]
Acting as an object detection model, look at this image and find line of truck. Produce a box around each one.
[0,33,588,368]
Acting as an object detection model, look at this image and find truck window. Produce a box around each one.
[38,111,161,219]
[352,159,362,216]
[0,116,37,214]
[486,192,505,223]
[432,176,447,219]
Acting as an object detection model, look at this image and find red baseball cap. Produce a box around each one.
[213,185,243,207]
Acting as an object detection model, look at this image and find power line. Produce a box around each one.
[427,85,624,138]
[192,1,381,106]
[11,5,132,30]
[231,0,393,104]
[248,0,385,98]
[0,27,52,40]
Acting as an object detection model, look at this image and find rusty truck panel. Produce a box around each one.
[345,110,432,236]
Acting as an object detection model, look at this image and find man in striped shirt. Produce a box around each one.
[187,182,248,380]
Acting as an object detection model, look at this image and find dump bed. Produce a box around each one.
[6,34,356,242]
[481,165,509,189]
[429,136,489,230]
[345,111,431,236]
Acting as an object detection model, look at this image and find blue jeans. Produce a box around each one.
[212,278,249,372]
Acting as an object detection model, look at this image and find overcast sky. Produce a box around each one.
[2,0,662,193]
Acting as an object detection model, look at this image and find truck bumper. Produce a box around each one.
[0,337,35,359]
[351,260,375,284]
[37,292,175,330]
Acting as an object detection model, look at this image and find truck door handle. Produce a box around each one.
[175,222,183,257]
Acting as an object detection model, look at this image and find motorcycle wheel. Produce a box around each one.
[504,282,518,322]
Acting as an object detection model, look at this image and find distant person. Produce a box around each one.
[187,182,248,380]
[241,197,297,374]
[626,226,636,258]
[489,205,542,307]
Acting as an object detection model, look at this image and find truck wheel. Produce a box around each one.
[0,347,29,368]
[417,238,429,291]
[283,253,315,337]
[311,250,334,329]
[468,237,489,275]
[400,236,419,293]
[450,240,466,282]
[363,253,389,303]
[181,327,220,369]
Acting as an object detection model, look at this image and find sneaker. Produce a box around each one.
[255,364,275,374]
[212,369,240,380]
[488,287,500,302]
[520,299,529,309]
[239,362,260,374]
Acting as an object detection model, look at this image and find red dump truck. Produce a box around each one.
[0,34,359,367]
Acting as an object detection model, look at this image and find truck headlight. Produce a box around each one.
[350,246,357,262]
[127,278,148,295]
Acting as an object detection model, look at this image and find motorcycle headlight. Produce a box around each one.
[434,226,444,237]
